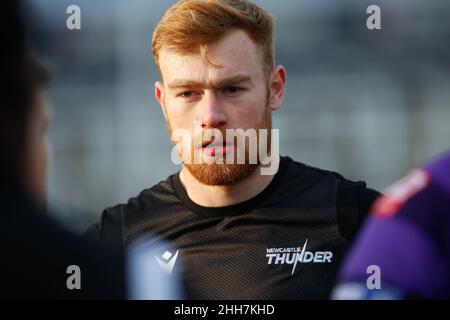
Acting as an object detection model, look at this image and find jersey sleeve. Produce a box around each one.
[83,222,102,242]
[337,179,381,240]
[83,206,123,249]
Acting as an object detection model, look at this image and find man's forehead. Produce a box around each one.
[158,30,264,83]
[159,55,260,87]
[159,50,256,77]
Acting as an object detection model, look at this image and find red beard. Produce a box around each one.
[170,103,272,186]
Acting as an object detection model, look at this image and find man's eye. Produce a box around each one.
[181,91,194,98]
[223,87,241,94]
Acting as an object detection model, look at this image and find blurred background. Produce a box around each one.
[23,0,450,231]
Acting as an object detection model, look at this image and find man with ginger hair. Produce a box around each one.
[87,0,380,299]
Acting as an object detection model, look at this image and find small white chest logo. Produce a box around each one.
[155,250,179,274]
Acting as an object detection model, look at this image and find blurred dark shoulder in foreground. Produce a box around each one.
[1,184,125,299]
[0,0,125,300]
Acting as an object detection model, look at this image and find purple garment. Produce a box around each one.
[337,152,450,299]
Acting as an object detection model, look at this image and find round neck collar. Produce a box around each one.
[171,157,290,217]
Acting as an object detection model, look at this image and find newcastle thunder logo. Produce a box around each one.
[266,239,333,275]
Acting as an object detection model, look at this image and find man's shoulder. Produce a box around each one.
[110,174,178,213]
[85,174,179,242]
[284,156,381,240]
[287,156,380,203]
[285,156,368,187]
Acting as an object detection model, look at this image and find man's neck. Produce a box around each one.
[178,158,280,208]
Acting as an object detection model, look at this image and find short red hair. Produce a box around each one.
[152,0,275,80]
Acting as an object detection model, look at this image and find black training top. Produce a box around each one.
[87,156,380,299]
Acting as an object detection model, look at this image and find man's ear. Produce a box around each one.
[155,81,168,122]
[268,65,286,111]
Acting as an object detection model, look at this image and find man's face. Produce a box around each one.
[155,29,284,185]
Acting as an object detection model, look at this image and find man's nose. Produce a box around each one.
[199,91,226,128]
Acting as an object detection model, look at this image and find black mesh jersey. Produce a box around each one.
[87,156,380,299]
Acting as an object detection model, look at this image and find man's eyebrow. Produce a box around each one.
[168,75,253,89]
[168,79,203,89]
[212,75,253,88]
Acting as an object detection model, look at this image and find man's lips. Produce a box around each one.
[200,140,232,156]
[200,137,225,148]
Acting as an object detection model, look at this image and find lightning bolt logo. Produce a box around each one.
[291,239,309,275]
